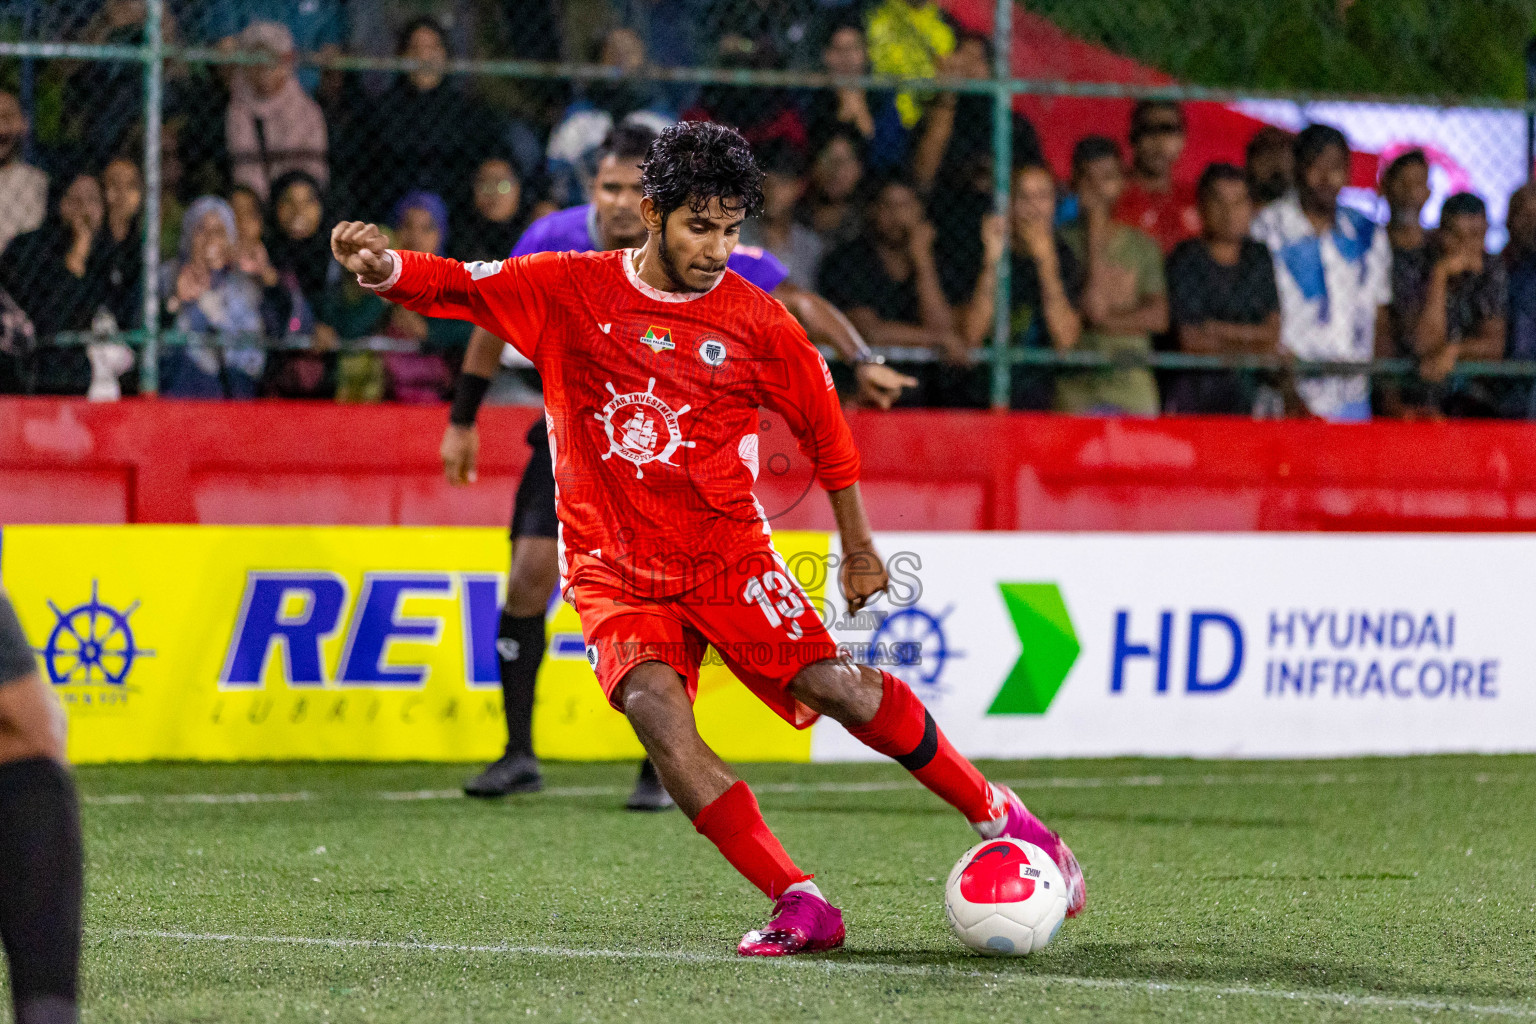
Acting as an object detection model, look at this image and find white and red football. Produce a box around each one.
[944,838,1069,956]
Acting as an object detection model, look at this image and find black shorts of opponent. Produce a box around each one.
[0,590,39,686]
[510,420,560,540]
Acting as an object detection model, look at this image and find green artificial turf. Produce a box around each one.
[11,756,1536,1023]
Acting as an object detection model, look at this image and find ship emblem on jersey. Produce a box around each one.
[638,325,674,353]
[595,378,696,479]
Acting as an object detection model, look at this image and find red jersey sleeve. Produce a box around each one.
[374,249,559,362]
[757,312,861,492]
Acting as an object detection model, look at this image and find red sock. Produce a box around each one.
[847,671,996,823]
[693,781,811,899]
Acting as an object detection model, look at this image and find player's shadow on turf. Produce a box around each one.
[1045,808,1300,829]
[1203,872,1418,881]
[1042,941,1536,1002]
[767,801,1301,829]
[833,942,1535,1003]
[767,802,956,818]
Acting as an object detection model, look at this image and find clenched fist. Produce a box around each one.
[440,423,479,486]
[330,221,395,285]
[839,546,889,616]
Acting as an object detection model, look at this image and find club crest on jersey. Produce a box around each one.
[638,325,674,353]
[594,378,696,479]
[698,337,728,367]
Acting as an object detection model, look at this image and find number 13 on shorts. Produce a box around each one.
[742,570,810,640]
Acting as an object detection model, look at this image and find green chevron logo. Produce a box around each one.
[988,583,1080,715]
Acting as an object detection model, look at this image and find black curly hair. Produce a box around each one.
[1294,123,1349,174]
[641,121,765,222]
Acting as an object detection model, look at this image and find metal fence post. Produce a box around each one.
[1526,37,1536,181]
[988,0,1014,409]
[139,0,164,394]
[19,1,38,163]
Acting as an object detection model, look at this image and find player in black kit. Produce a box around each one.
[0,590,83,1024]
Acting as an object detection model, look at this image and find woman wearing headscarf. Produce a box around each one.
[88,156,146,399]
[0,171,109,393]
[98,157,145,332]
[257,170,339,397]
[354,18,496,223]
[0,165,144,398]
[159,195,274,398]
[387,190,472,401]
[326,190,469,403]
[225,20,329,202]
[265,171,334,313]
[451,156,532,265]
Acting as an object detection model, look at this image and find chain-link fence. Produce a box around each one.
[1,0,1534,419]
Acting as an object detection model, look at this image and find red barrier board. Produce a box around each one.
[4,398,1536,532]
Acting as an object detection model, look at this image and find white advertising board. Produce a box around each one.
[814,533,1535,761]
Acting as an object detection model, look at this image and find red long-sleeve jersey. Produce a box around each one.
[373,247,861,598]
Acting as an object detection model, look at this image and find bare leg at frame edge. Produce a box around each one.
[0,591,84,1024]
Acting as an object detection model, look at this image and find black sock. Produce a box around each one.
[498,611,546,759]
[637,758,660,785]
[0,757,83,1024]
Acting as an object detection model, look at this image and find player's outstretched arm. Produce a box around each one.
[329,221,550,355]
[828,483,888,614]
[333,222,555,486]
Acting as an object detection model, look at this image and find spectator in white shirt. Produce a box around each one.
[1251,124,1391,421]
[0,90,47,257]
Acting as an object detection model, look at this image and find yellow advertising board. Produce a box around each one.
[0,526,823,764]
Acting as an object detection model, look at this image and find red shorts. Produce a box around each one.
[568,548,839,729]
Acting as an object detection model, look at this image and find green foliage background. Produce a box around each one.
[1025,0,1536,99]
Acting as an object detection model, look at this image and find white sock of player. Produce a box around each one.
[783,879,824,900]
[971,784,1009,839]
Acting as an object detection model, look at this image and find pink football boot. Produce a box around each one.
[989,785,1087,917]
[737,889,846,956]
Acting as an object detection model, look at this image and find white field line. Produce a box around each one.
[85,791,318,806]
[81,770,1519,808]
[111,929,1536,1019]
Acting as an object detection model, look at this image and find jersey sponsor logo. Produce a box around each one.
[698,337,728,367]
[639,325,675,353]
[594,378,697,479]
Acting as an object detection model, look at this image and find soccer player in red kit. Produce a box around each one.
[330,122,1084,956]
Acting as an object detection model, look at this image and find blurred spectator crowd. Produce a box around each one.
[0,0,1532,420]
